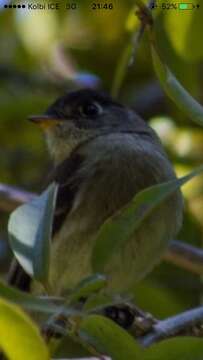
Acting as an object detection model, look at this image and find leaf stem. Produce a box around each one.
[111,0,155,98]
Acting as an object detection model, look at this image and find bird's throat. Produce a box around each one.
[45,128,93,165]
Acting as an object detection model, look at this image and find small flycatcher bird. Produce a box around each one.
[9,89,183,296]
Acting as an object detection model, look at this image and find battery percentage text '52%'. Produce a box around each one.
[152,2,200,10]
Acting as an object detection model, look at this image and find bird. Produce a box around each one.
[8,88,183,298]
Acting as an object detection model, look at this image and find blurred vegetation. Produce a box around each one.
[1,0,203,349]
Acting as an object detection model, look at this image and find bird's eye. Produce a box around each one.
[79,102,103,117]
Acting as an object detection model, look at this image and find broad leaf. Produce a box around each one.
[151,43,203,126]
[79,314,142,359]
[0,298,49,360]
[8,183,58,285]
[52,335,91,359]
[92,165,203,272]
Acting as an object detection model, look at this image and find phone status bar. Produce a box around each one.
[151,2,200,10]
[2,2,116,11]
[1,1,200,11]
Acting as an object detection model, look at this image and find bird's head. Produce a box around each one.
[29,88,151,163]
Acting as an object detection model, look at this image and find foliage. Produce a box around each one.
[1,0,203,359]
[8,183,58,285]
[92,166,203,272]
[0,297,49,360]
[4,148,203,359]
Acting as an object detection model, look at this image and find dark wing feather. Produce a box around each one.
[52,152,83,236]
[8,152,83,292]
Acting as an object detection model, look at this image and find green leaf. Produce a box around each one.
[79,314,142,359]
[69,274,107,304]
[52,335,91,359]
[8,183,58,285]
[0,279,62,314]
[92,165,203,272]
[111,0,152,98]
[84,293,120,313]
[134,280,186,318]
[151,43,203,126]
[165,1,203,62]
[142,337,203,360]
[126,7,139,32]
[0,298,49,360]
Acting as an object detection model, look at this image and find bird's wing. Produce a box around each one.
[51,152,83,236]
[8,152,84,292]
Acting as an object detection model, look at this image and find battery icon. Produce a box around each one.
[179,3,194,10]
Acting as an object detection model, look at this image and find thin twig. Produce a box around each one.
[0,183,36,212]
[111,0,155,98]
[164,240,203,275]
[139,305,203,347]
[46,300,203,352]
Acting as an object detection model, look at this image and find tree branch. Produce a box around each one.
[139,305,203,347]
[48,301,203,358]
[0,183,35,212]
[164,240,203,275]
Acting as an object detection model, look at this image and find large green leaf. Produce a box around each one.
[142,337,203,360]
[0,298,49,360]
[79,314,142,359]
[92,165,203,272]
[151,43,203,126]
[8,183,58,285]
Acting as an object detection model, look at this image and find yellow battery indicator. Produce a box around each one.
[179,3,194,9]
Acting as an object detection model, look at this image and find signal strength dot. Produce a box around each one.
[4,4,26,9]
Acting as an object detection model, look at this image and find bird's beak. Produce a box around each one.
[28,115,62,130]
